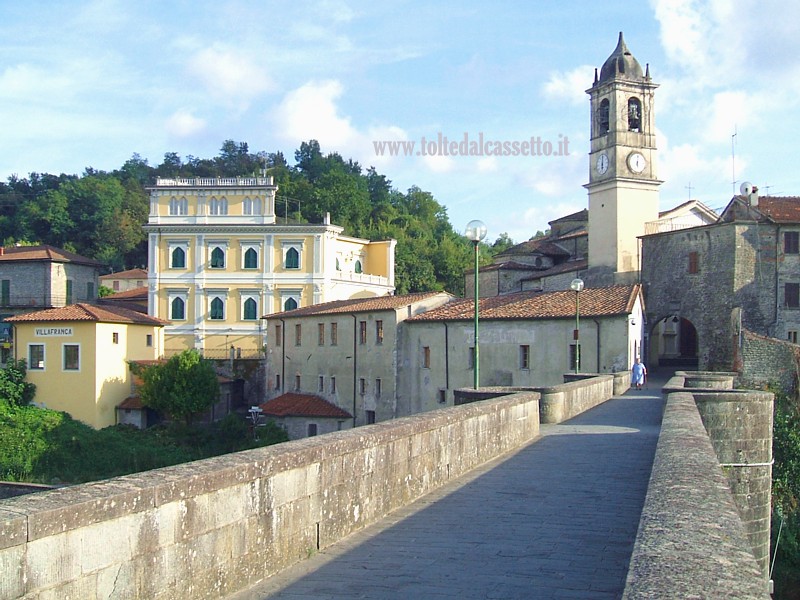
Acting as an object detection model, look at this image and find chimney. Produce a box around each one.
[0,247,4,256]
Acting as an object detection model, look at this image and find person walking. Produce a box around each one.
[632,357,647,390]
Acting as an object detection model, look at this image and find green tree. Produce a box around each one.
[491,232,516,255]
[0,359,36,406]
[134,350,220,424]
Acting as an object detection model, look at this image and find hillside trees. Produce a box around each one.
[1,138,497,293]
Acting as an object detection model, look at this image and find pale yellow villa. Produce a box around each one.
[144,177,396,357]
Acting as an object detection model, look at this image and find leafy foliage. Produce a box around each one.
[134,350,219,424]
[1,138,502,294]
[0,359,36,406]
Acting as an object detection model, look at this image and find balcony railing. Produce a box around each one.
[155,177,274,187]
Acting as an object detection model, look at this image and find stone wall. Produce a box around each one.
[623,390,769,598]
[0,391,540,599]
[739,329,800,393]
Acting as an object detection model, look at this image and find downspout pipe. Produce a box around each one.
[592,318,601,372]
[352,314,357,427]
[280,318,286,394]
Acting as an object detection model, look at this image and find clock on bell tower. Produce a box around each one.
[584,32,662,283]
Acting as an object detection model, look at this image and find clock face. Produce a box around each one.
[627,152,646,173]
[595,153,609,175]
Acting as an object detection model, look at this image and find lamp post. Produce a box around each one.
[570,278,584,374]
[465,220,488,389]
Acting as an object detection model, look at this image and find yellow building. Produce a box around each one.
[6,304,166,429]
[144,177,396,357]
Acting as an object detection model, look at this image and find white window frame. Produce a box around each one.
[168,241,189,270]
[281,239,305,270]
[28,343,45,371]
[243,196,262,215]
[167,290,189,321]
[209,196,228,215]
[169,196,188,216]
[207,240,229,269]
[240,241,261,270]
[240,292,260,321]
[207,289,229,321]
[62,343,81,372]
[280,289,302,312]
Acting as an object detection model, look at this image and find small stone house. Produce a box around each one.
[258,392,353,440]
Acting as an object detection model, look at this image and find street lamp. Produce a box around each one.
[465,220,488,389]
[570,278,584,374]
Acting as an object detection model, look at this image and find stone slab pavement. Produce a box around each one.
[229,373,667,600]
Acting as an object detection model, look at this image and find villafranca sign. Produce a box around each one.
[35,327,73,336]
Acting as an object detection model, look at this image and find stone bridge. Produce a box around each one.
[0,371,772,599]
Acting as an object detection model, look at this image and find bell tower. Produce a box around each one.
[585,32,661,283]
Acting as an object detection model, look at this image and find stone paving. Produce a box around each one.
[230,376,666,600]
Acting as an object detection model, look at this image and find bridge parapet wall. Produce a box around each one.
[0,391,540,600]
[624,383,772,598]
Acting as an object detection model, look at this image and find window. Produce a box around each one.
[376,320,384,344]
[628,97,642,132]
[359,378,366,395]
[66,280,73,304]
[359,321,367,345]
[87,282,94,300]
[295,324,302,346]
[275,324,282,346]
[570,344,579,372]
[169,196,187,215]
[520,345,530,369]
[423,346,431,369]
[29,344,45,370]
[438,389,446,404]
[112,280,120,291]
[331,376,336,393]
[243,196,262,215]
[789,331,798,344]
[170,296,186,320]
[171,246,186,269]
[275,374,281,390]
[786,283,800,308]
[285,247,300,269]
[210,246,225,269]
[284,297,298,311]
[330,322,338,345]
[210,297,225,320]
[63,344,80,371]
[468,347,475,369]
[209,197,228,215]
[308,423,318,437]
[318,375,324,392]
[112,332,119,344]
[243,247,258,269]
[786,232,800,254]
[336,258,341,271]
[243,297,258,320]
[355,260,362,274]
[318,323,325,345]
[146,334,153,347]
[295,374,301,391]
[1,280,9,306]
[366,410,376,425]
[598,99,610,134]
[688,251,699,274]
[137,280,143,287]
[375,378,382,398]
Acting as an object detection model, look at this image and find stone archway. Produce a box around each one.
[648,315,699,368]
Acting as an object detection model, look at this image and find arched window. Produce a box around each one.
[354,260,362,274]
[210,297,224,320]
[284,297,298,311]
[169,197,187,215]
[244,197,262,215]
[628,97,642,132]
[336,258,341,271]
[171,247,186,269]
[210,247,225,268]
[598,99,610,134]
[244,248,258,269]
[243,298,257,320]
[219,198,228,215]
[285,247,299,269]
[171,297,185,320]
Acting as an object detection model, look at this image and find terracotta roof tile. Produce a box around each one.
[496,239,571,258]
[756,196,800,222]
[103,286,148,300]
[118,396,145,410]
[0,245,103,266]
[409,284,642,322]
[268,291,450,318]
[100,268,148,281]
[259,393,352,419]
[5,303,167,326]
[520,259,588,281]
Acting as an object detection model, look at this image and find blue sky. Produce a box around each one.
[2,1,799,244]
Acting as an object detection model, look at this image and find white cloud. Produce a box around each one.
[165,109,207,138]
[541,66,594,106]
[187,44,274,110]
[273,80,357,147]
